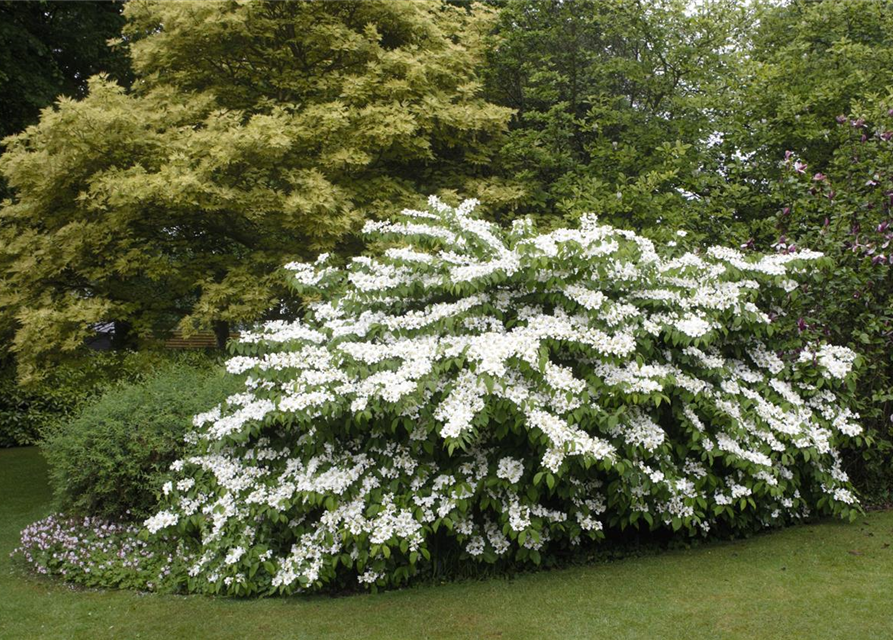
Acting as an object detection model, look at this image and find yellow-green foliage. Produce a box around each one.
[0,0,513,379]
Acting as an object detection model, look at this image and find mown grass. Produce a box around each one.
[1,446,891,640]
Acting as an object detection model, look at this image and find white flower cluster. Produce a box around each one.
[798,344,858,380]
[496,457,524,484]
[140,196,862,597]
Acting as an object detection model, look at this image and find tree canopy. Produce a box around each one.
[0,0,513,378]
[482,0,749,234]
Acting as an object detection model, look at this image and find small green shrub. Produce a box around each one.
[43,362,241,520]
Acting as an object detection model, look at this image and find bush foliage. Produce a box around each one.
[43,362,240,520]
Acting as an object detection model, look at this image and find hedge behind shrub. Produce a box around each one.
[0,350,220,448]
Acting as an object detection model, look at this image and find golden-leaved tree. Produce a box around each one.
[0,0,513,378]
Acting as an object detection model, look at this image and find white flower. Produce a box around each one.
[496,457,524,484]
[465,535,485,556]
[832,488,856,505]
[675,314,712,338]
[358,569,382,585]
[145,510,178,534]
[799,344,857,380]
[224,546,246,565]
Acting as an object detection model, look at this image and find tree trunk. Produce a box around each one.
[111,320,136,350]
[213,320,230,351]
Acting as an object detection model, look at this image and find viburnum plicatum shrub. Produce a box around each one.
[143,197,863,596]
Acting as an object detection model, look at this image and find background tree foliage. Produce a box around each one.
[0,0,130,143]
[732,0,893,171]
[0,0,512,379]
[482,0,750,239]
[716,0,893,241]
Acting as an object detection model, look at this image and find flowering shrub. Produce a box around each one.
[20,197,864,596]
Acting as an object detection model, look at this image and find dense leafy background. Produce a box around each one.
[0,0,130,143]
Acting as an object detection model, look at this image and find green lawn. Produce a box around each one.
[1,447,891,640]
